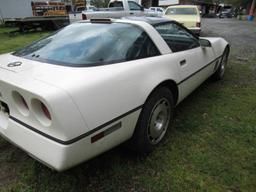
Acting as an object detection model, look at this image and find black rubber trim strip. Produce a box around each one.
[177,55,222,85]
[9,105,143,145]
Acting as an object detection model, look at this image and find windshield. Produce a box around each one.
[165,7,198,15]
[13,22,149,67]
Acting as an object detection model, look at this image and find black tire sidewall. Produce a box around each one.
[212,48,228,81]
[131,87,174,153]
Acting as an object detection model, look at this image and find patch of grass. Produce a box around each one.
[0,27,256,192]
[0,27,50,54]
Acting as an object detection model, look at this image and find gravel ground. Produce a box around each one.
[201,18,256,58]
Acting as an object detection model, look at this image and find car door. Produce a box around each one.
[154,22,215,102]
[128,1,144,16]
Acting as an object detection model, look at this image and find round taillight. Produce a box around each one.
[12,91,29,116]
[21,96,29,109]
[41,102,51,120]
[31,99,52,127]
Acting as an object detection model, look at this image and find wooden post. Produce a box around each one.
[248,0,255,21]
[249,0,255,16]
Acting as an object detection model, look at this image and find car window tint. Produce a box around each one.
[109,1,123,8]
[154,23,200,52]
[128,1,142,11]
[76,7,85,12]
[14,23,160,67]
[126,32,160,60]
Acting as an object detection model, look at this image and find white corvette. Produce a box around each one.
[0,17,229,171]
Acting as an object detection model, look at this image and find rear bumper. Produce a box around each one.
[0,110,140,171]
[188,27,201,35]
[0,117,83,171]
[219,14,233,18]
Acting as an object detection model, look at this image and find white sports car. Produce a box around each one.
[0,17,229,171]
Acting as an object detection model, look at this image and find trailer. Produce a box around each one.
[0,0,70,31]
[4,16,69,32]
[0,0,33,19]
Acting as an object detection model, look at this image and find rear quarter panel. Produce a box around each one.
[35,55,181,132]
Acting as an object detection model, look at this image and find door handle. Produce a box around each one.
[130,12,134,15]
[180,59,186,66]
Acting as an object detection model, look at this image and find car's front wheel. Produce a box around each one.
[212,48,229,80]
[129,87,174,153]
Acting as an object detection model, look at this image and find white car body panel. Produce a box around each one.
[0,19,229,171]
[0,55,89,141]
[149,7,165,17]
[1,108,140,170]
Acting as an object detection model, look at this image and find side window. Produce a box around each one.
[154,23,200,52]
[157,8,163,12]
[109,1,124,8]
[76,7,85,12]
[128,1,142,11]
[126,32,160,60]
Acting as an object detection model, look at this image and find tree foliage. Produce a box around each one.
[224,0,252,6]
[90,0,110,7]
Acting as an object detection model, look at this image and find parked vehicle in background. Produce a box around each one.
[149,7,165,16]
[69,0,158,23]
[75,6,97,12]
[69,5,97,23]
[217,6,233,18]
[163,5,201,35]
[3,1,70,32]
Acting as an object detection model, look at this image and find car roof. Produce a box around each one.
[166,5,198,8]
[122,16,171,25]
[150,7,163,8]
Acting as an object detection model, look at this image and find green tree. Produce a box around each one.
[90,0,110,7]
[224,0,252,6]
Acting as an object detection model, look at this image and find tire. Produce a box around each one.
[129,87,174,153]
[212,48,229,81]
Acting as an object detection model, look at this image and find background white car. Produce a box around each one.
[0,17,229,171]
[149,7,165,16]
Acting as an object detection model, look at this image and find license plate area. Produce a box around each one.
[0,101,9,130]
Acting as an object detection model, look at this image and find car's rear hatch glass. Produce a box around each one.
[13,22,147,67]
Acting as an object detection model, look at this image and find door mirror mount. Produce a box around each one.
[199,39,212,47]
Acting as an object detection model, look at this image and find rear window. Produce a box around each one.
[13,22,160,67]
[109,1,123,8]
[165,7,198,15]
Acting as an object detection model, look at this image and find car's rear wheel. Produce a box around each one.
[129,87,174,153]
[212,48,229,81]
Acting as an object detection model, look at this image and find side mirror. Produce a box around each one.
[199,39,212,47]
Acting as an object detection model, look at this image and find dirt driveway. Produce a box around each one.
[201,18,256,58]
